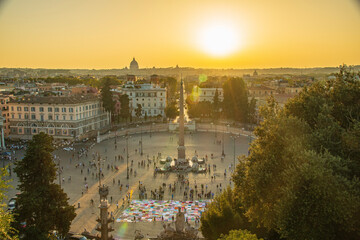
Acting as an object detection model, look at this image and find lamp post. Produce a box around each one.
[211,122,214,143]
[137,124,143,156]
[221,125,225,157]
[231,134,239,172]
[126,132,129,179]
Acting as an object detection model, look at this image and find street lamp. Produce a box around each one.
[137,124,143,156]
[221,125,225,157]
[126,132,129,179]
[231,134,239,172]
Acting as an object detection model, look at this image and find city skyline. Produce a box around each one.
[0,0,360,69]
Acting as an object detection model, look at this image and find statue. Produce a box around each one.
[175,208,185,232]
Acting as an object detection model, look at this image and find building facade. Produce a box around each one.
[8,95,110,140]
[121,82,166,117]
[195,87,224,103]
[0,95,11,137]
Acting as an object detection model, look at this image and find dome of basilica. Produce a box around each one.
[130,57,139,70]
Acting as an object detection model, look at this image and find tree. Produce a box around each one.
[119,94,130,122]
[222,78,249,123]
[135,104,142,119]
[232,66,360,240]
[212,88,221,121]
[200,187,265,240]
[219,229,263,240]
[101,77,115,117]
[164,102,179,120]
[0,168,18,239]
[14,133,76,239]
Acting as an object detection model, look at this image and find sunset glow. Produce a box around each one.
[0,0,359,68]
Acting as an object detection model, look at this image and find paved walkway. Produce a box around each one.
[5,131,250,239]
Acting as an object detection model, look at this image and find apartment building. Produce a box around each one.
[194,87,224,103]
[8,95,110,140]
[121,82,166,117]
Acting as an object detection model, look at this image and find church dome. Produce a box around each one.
[130,57,139,70]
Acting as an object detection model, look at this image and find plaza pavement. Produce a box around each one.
[4,130,250,239]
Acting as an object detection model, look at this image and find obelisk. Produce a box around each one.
[177,79,186,165]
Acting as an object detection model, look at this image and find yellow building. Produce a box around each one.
[8,95,110,140]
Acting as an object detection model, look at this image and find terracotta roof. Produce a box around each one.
[9,95,99,104]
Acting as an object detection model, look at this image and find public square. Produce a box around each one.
[5,128,250,239]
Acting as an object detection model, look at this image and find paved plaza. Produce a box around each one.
[5,130,250,239]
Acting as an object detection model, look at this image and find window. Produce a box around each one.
[17,107,21,111]
[31,114,36,120]
[69,108,73,112]
[49,130,54,134]
[24,107,29,111]
[55,108,59,112]
[62,107,66,113]
[160,103,163,107]
[154,110,157,114]
[63,115,66,120]
[40,115,44,121]
[48,107,52,112]
[70,115,73,120]
[18,114,21,119]
[86,106,88,110]
[63,130,67,135]
[39,107,44,112]
[18,128,22,134]
[11,114,14,119]
[154,103,156,107]
[24,114,29,119]
[56,115,59,120]
[11,106,14,111]
[31,107,35,112]
[32,129,37,134]
[48,115,53,120]
[160,93,163,96]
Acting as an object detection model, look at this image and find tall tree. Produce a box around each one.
[232,66,360,240]
[14,133,76,239]
[119,94,130,122]
[0,168,18,240]
[101,77,115,116]
[135,104,142,119]
[212,88,221,121]
[164,102,179,120]
[222,78,249,123]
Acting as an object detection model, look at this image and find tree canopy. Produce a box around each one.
[0,168,18,240]
[201,66,360,240]
[119,94,130,122]
[101,77,115,114]
[14,133,76,239]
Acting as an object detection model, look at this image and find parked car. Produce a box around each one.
[8,198,16,211]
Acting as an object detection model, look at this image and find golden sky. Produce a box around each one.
[0,0,359,69]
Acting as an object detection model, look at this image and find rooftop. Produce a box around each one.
[9,95,99,104]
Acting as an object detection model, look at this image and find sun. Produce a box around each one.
[197,21,240,57]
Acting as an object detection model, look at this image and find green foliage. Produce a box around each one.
[135,104,142,118]
[187,100,213,119]
[218,229,263,240]
[200,187,262,240]
[222,78,249,123]
[14,133,76,239]
[232,65,360,240]
[164,102,179,120]
[0,168,18,239]
[101,77,115,114]
[212,88,221,120]
[119,94,130,121]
